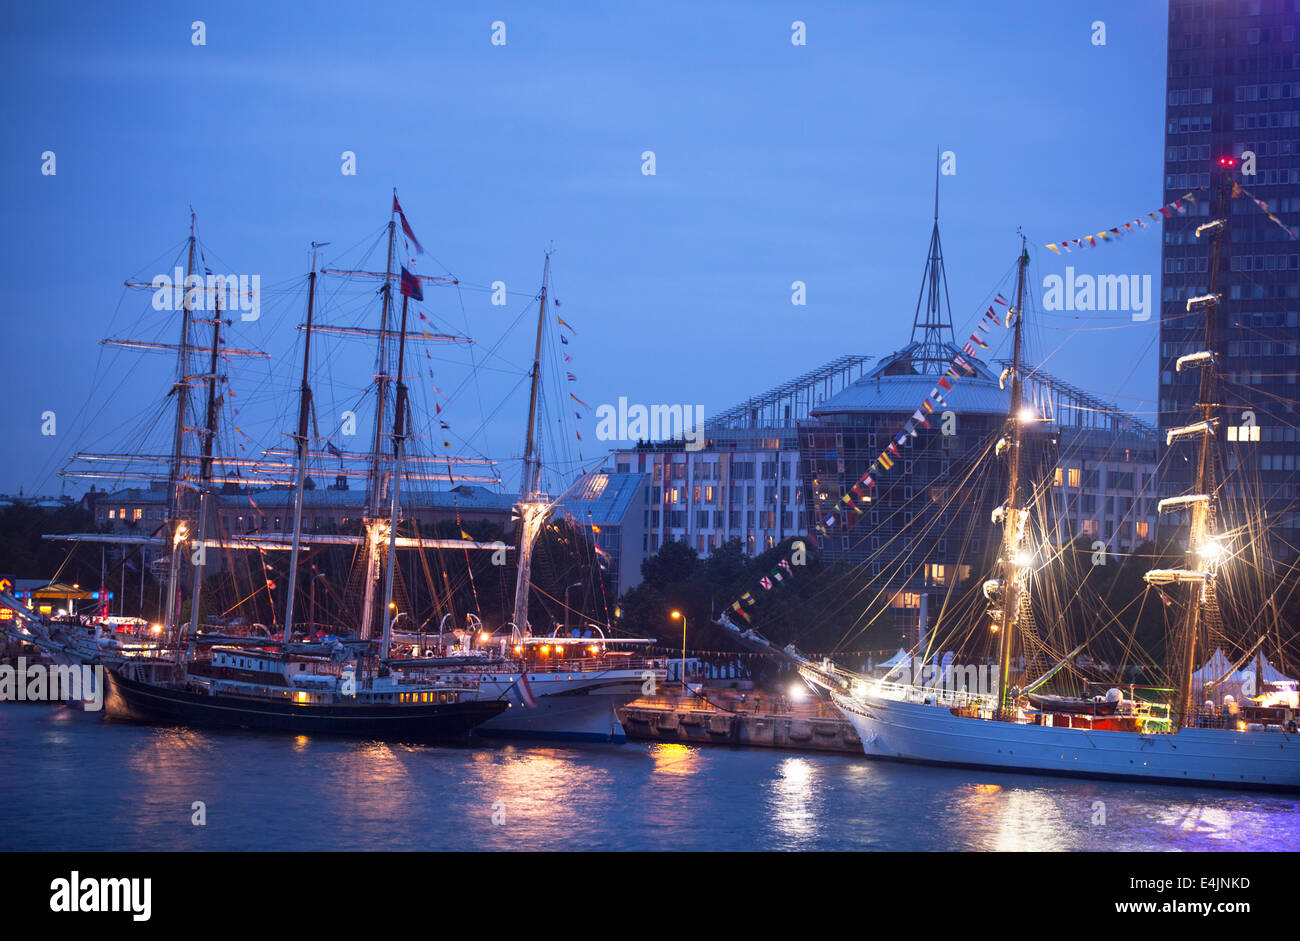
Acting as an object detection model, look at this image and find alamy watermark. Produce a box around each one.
[880,657,999,697]
[151,267,260,322]
[595,398,705,451]
[0,658,103,710]
[1042,266,1152,322]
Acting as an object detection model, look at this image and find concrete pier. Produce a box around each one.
[619,690,861,755]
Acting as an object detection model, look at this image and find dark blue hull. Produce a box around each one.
[107,670,506,743]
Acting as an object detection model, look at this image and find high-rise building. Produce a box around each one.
[1161,0,1300,552]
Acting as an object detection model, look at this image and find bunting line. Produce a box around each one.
[1045,191,1198,255]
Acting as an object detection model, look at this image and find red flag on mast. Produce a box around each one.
[392,194,425,254]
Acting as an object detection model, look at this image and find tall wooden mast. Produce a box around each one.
[184,286,223,645]
[163,217,198,641]
[360,199,398,641]
[1169,165,1231,729]
[995,237,1030,718]
[282,243,324,645]
[510,253,551,634]
[379,287,413,664]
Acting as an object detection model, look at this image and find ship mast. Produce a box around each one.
[378,282,414,665]
[995,236,1030,718]
[360,199,399,641]
[282,243,324,645]
[163,218,198,643]
[1151,163,1232,729]
[510,253,551,636]
[184,285,224,646]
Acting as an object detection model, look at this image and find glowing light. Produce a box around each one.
[150,623,162,635]
[540,645,550,655]
[588,645,598,655]
[1219,156,1235,167]
[670,610,682,620]
[1017,407,1036,423]
[513,645,523,655]
[479,631,490,643]
[1013,551,1034,567]
[555,644,565,655]
[1197,539,1225,560]
[788,682,808,702]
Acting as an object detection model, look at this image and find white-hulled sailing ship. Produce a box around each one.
[813,166,1300,791]
[391,253,664,742]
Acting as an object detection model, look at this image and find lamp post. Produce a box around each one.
[670,609,687,695]
[564,581,583,636]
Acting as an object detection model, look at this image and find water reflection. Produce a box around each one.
[768,757,816,845]
[648,742,701,777]
[3,706,1299,851]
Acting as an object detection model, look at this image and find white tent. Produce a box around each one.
[1190,648,1236,688]
[875,648,910,679]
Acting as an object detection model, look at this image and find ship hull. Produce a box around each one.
[428,670,648,742]
[106,670,506,743]
[833,692,1300,792]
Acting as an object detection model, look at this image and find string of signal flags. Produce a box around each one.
[1045,179,1297,256]
[811,294,1016,539]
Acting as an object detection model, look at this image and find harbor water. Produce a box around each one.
[2,705,1297,852]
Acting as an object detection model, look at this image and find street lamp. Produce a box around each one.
[564,581,583,636]
[670,609,687,694]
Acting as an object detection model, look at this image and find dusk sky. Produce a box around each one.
[0,0,1169,498]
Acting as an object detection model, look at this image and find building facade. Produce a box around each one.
[606,356,873,566]
[1161,0,1300,552]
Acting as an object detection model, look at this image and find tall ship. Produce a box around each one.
[31,198,659,741]
[393,252,663,743]
[38,204,507,740]
[807,164,1300,791]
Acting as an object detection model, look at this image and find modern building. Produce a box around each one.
[555,471,650,595]
[606,356,873,564]
[1161,0,1300,553]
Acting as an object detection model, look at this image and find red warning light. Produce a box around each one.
[1218,157,1236,167]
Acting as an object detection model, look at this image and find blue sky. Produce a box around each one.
[0,0,1170,497]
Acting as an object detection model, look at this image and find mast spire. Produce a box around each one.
[909,152,955,374]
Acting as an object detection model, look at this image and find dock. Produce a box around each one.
[619,690,862,755]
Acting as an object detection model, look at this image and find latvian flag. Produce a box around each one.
[508,673,538,708]
[400,266,424,301]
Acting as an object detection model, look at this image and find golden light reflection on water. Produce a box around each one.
[648,742,700,777]
[292,735,310,753]
[769,757,816,842]
[950,781,1072,851]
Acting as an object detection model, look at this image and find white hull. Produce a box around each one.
[832,691,1300,792]
[428,670,648,743]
